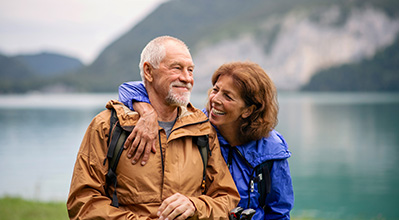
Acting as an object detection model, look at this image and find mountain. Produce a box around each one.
[0,52,84,93]
[1,0,398,93]
[0,54,35,79]
[189,0,399,92]
[75,0,399,93]
[14,52,84,77]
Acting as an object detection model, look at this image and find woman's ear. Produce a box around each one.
[242,105,256,119]
[143,62,154,82]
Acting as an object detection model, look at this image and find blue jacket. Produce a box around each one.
[119,81,294,220]
[216,127,293,220]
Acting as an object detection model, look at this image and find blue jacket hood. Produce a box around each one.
[202,108,291,167]
[218,130,291,168]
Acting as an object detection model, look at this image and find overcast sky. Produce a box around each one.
[0,0,168,64]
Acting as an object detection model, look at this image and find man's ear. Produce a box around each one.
[143,62,154,82]
[242,105,255,119]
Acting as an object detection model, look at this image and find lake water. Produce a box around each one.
[0,92,398,219]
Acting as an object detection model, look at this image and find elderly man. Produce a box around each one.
[67,36,240,220]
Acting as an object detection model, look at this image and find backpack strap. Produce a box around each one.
[193,135,211,194]
[229,146,274,210]
[103,109,129,208]
[255,160,274,210]
[103,110,211,206]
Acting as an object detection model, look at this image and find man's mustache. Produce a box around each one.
[170,81,193,90]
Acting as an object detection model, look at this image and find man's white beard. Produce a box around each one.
[166,81,192,106]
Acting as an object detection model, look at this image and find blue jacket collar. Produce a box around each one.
[202,108,291,167]
[219,129,291,168]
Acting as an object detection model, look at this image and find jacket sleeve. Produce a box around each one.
[118,81,150,110]
[264,159,294,220]
[189,131,241,219]
[67,112,137,220]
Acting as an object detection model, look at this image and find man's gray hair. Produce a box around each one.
[139,36,189,80]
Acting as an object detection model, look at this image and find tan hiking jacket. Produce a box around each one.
[67,100,240,219]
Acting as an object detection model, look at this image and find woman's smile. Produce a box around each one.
[211,107,225,116]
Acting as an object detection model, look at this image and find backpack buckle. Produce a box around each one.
[254,173,263,183]
[201,179,206,193]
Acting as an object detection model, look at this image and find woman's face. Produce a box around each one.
[208,74,251,133]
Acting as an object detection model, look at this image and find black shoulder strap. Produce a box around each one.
[229,147,274,209]
[103,109,129,208]
[194,135,210,194]
[256,160,274,209]
[104,112,210,206]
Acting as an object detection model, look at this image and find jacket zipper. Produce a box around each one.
[158,130,164,199]
[159,118,209,199]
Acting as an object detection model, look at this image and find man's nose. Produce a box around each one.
[179,69,193,83]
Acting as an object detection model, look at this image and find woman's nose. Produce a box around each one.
[212,93,222,105]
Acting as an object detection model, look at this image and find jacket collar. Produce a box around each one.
[106,99,211,139]
[219,129,291,167]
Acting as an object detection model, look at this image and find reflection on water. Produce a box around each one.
[0,93,118,201]
[0,108,102,201]
[277,92,399,219]
[0,92,398,219]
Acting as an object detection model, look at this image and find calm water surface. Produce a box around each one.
[0,92,398,219]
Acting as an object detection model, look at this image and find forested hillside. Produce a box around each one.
[302,36,399,91]
[0,52,84,93]
[14,52,83,77]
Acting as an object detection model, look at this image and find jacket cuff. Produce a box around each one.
[188,197,202,218]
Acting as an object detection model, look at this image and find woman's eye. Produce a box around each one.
[211,88,218,94]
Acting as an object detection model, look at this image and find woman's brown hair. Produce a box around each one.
[210,61,278,142]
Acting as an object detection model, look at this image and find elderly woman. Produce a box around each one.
[119,61,294,219]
